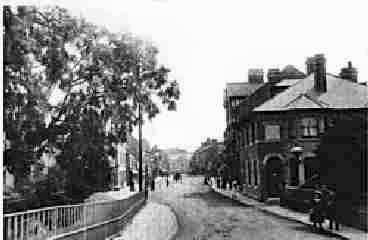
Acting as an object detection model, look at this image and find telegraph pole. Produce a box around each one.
[138,102,143,192]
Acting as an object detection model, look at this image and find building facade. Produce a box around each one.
[192,139,225,176]
[238,54,368,201]
[223,73,264,182]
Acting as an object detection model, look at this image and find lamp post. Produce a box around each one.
[290,145,303,186]
[138,102,143,192]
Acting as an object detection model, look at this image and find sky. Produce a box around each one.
[7,0,368,152]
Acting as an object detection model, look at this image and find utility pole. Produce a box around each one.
[138,102,143,192]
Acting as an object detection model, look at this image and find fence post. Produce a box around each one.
[20,214,24,240]
[14,216,18,240]
[53,208,57,236]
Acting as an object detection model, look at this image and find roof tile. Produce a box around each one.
[254,74,368,111]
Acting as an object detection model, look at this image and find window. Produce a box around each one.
[289,157,299,186]
[251,123,256,142]
[288,119,297,139]
[265,124,280,140]
[254,160,258,185]
[243,129,247,146]
[319,118,325,134]
[249,126,253,144]
[248,160,252,185]
[300,118,318,137]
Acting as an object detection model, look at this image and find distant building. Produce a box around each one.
[192,138,224,175]
[162,148,191,173]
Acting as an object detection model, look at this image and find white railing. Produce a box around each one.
[4,192,144,240]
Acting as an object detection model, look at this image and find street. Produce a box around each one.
[150,176,342,240]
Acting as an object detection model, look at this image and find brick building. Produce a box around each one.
[223,72,264,181]
[238,54,368,201]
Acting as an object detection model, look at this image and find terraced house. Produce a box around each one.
[223,70,264,182]
[238,54,368,201]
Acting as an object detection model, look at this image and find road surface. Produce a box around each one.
[150,176,342,240]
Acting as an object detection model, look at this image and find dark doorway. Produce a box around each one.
[304,157,319,181]
[265,157,283,197]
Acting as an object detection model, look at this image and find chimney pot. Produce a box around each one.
[267,68,282,83]
[248,68,264,84]
[305,57,316,75]
[340,61,358,82]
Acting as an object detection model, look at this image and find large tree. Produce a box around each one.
[4,6,180,199]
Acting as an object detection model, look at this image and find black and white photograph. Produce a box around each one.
[2,1,368,239]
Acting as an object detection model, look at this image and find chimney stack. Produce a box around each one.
[305,57,316,75]
[314,54,327,92]
[248,69,264,84]
[267,68,282,83]
[339,61,358,82]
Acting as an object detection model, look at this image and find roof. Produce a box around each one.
[275,78,303,87]
[254,73,368,112]
[225,82,264,97]
[281,65,305,76]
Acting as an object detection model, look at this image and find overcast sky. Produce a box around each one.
[9,0,368,152]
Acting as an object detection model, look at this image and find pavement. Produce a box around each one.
[212,185,368,240]
[107,202,178,240]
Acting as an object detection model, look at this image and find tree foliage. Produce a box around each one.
[4,6,180,198]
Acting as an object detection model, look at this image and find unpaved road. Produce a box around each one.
[150,176,341,240]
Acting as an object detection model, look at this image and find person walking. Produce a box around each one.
[151,177,155,191]
[310,190,325,230]
[324,188,340,230]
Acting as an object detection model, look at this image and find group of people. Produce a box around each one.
[174,173,182,183]
[309,184,340,231]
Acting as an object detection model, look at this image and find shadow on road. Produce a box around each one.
[290,225,346,239]
[183,189,251,208]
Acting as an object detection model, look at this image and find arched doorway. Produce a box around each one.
[265,156,283,197]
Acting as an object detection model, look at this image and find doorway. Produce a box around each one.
[265,157,283,197]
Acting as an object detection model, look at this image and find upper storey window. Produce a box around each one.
[265,124,280,140]
[300,117,318,137]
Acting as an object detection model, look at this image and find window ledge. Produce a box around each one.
[264,139,281,143]
[298,137,320,141]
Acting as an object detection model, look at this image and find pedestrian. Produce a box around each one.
[166,175,169,187]
[129,170,135,192]
[150,177,155,191]
[325,189,340,230]
[310,190,325,230]
[216,177,220,188]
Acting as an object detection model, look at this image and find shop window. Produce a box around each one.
[300,117,318,137]
[265,124,280,140]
